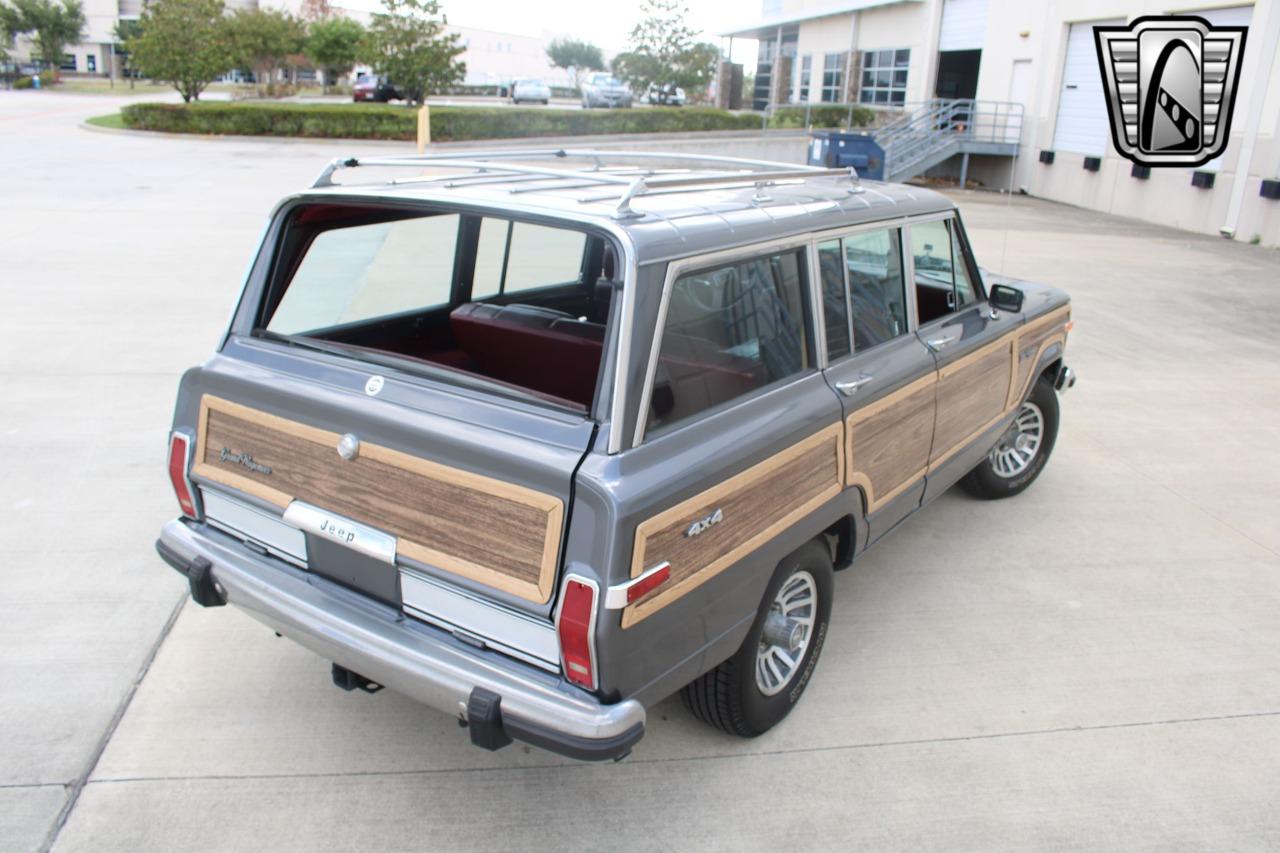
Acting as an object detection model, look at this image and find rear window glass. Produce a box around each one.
[646,249,810,435]
[259,206,611,413]
[268,214,458,334]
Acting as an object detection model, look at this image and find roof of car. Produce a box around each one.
[303,150,955,261]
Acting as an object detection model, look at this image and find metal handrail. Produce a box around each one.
[877,99,1025,180]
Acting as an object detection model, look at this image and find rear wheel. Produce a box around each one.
[961,376,1060,499]
[681,540,833,737]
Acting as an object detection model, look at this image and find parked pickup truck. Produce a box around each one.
[156,150,1074,761]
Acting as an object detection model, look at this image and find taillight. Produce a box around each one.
[167,431,198,519]
[557,577,598,690]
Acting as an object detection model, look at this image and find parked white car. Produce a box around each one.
[510,78,551,105]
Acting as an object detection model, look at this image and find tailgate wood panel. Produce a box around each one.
[192,395,564,603]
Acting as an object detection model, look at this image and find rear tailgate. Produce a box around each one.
[176,338,595,663]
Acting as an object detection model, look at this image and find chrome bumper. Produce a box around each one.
[156,519,645,761]
[1055,363,1077,394]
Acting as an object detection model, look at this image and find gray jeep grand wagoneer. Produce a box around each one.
[156,151,1074,760]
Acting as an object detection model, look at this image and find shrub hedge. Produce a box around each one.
[769,104,876,129]
[120,102,774,141]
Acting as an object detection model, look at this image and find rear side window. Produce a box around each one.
[267,214,459,334]
[845,227,908,351]
[818,240,851,360]
[647,249,810,435]
[472,218,587,298]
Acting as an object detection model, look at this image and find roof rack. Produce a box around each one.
[311,149,864,219]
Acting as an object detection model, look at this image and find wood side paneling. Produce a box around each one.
[846,374,938,514]
[192,395,564,603]
[930,342,1015,465]
[929,306,1071,472]
[622,423,844,628]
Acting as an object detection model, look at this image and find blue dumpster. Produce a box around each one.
[807,130,885,180]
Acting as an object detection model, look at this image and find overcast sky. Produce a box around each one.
[340,0,762,63]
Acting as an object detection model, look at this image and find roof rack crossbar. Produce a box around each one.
[573,167,860,217]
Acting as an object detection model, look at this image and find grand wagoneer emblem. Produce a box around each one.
[1094,16,1247,167]
[219,447,272,475]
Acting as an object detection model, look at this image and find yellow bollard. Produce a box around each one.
[416,104,431,153]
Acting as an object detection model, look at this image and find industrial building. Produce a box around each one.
[724,0,1279,245]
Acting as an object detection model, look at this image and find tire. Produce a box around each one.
[961,375,1060,500]
[681,540,833,737]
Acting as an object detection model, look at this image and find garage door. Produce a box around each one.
[1052,20,1123,155]
[1196,6,1253,170]
[939,0,989,51]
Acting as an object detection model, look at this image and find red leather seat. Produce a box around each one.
[450,303,605,408]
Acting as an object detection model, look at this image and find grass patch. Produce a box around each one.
[85,112,127,129]
[117,101,875,142]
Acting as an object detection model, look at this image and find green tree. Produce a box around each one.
[545,37,602,89]
[226,8,306,96]
[360,0,463,105]
[111,18,141,87]
[0,4,20,63]
[3,0,85,82]
[616,0,719,97]
[126,0,233,102]
[305,15,363,91]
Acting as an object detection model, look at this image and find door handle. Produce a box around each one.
[835,374,874,396]
[926,334,959,351]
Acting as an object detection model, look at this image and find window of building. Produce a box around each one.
[821,53,844,103]
[845,228,908,350]
[910,219,978,325]
[798,54,812,102]
[818,240,850,360]
[86,55,96,73]
[59,54,76,71]
[647,249,811,434]
[859,48,909,105]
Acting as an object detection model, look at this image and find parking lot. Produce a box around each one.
[3,90,1280,852]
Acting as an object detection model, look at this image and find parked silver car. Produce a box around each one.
[510,77,551,105]
[155,150,1073,762]
[581,73,633,108]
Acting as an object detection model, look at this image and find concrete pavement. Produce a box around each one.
[2,89,1279,852]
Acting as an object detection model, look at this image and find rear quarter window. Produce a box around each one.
[646,248,811,436]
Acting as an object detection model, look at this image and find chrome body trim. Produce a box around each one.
[202,489,306,567]
[400,567,560,671]
[282,500,397,565]
[603,561,671,610]
[159,519,644,741]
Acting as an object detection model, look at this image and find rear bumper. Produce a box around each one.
[156,519,645,761]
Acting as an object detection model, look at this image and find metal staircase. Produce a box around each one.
[876,100,1024,184]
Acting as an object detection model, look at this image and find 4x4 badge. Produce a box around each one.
[1094,15,1247,168]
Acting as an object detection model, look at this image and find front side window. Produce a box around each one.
[821,53,844,103]
[845,228,908,350]
[268,214,460,335]
[911,218,978,325]
[647,249,811,435]
[859,48,909,105]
